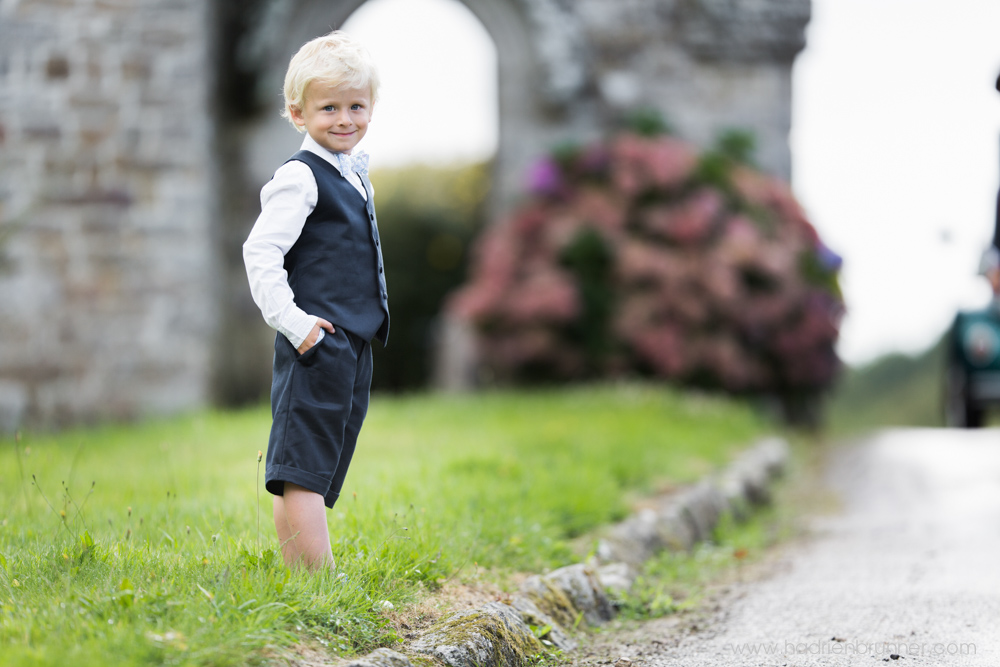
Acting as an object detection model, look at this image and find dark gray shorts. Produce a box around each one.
[265,327,372,508]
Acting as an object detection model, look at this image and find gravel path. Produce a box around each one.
[563,429,1000,666]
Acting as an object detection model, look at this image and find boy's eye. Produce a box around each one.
[351,104,362,111]
[323,105,335,112]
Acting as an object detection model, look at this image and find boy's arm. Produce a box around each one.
[243,161,332,350]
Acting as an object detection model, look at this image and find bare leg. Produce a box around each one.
[273,495,295,556]
[273,482,335,572]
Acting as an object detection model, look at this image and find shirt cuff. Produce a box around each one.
[279,309,319,350]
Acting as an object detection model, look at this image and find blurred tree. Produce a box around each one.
[449,118,843,419]
[370,162,491,391]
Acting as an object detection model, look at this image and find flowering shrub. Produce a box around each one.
[448,130,843,398]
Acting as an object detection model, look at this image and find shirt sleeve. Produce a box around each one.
[243,160,320,350]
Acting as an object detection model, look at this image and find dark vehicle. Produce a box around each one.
[945,305,1000,427]
[947,71,1000,427]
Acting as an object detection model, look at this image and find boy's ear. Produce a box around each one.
[288,105,306,126]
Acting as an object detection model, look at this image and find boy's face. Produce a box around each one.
[290,80,372,155]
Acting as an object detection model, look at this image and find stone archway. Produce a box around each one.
[210,0,811,404]
[212,0,572,403]
[240,0,566,208]
[223,0,810,225]
[0,0,809,426]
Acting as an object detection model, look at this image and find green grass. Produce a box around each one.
[616,508,783,620]
[614,435,817,623]
[0,385,768,666]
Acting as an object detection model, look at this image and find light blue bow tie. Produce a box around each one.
[336,150,369,177]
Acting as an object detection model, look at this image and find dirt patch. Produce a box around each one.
[556,547,799,667]
[268,640,346,667]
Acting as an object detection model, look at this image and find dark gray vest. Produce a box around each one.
[283,150,389,345]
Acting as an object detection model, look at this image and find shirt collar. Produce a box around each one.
[299,134,362,178]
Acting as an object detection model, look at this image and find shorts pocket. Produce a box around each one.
[295,333,326,365]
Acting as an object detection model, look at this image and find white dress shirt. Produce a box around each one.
[243,134,369,349]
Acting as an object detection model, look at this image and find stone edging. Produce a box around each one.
[340,437,790,667]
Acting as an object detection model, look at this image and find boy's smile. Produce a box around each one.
[290,81,372,156]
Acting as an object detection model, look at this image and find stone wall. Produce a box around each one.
[497,0,810,200]
[580,0,810,180]
[0,0,215,429]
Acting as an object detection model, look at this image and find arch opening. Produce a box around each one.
[342,0,498,168]
[214,0,520,398]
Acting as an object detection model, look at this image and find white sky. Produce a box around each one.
[792,0,1000,364]
[343,0,498,166]
[344,0,1000,366]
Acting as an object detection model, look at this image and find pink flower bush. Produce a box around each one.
[448,131,844,396]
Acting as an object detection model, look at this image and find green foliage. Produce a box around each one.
[623,107,674,137]
[368,161,491,390]
[559,229,616,374]
[693,129,758,194]
[550,141,588,170]
[692,149,733,193]
[799,248,843,299]
[825,339,949,434]
[0,386,768,666]
[714,129,757,166]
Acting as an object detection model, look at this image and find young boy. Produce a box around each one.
[243,31,389,571]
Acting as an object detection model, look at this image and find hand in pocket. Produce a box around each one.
[297,317,336,354]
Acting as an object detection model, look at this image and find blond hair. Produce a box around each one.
[281,31,380,132]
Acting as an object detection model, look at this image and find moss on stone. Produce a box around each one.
[520,577,580,630]
[402,654,442,667]
[411,602,545,667]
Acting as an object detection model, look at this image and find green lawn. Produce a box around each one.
[0,385,767,666]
